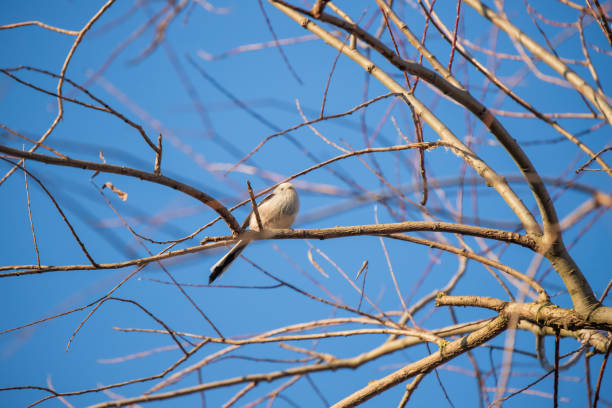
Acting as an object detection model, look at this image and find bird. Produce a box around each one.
[209,182,300,283]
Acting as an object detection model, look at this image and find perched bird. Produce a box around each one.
[209,182,300,283]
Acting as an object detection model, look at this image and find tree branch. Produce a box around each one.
[0,143,241,233]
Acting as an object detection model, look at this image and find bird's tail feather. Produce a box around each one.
[209,240,248,283]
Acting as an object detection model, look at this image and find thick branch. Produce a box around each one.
[545,244,609,322]
[0,223,536,277]
[437,295,612,331]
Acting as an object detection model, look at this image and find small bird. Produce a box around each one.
[209,182,300,283]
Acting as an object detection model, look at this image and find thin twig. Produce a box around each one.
[356,260,368,312]
[554,330,560,408]
[247,181,263,230]
[428,341,456,407]
[257,0,303,84]
[222,382,256,408]
[593,341,612,408]
[576,146,612,174]
[448,0,463,71]
[154,133,162,175]
[488,369,553,407]
[0,21,79,35]
[397,373,425,408]
[226,92,403,173]
[23,160,40,267]
[1,157,97,266]
[69,297,188,354]
[0,123,67,158]
[585,353,593,408]
[92,179,224,338]
[374,206,409,314]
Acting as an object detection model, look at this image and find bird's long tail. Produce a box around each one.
[209,240,249,283]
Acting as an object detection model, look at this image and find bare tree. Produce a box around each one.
[0,1,610,407]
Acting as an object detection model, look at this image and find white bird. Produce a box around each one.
[209,182,300,283]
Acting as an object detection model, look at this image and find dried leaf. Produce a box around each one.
[99,150,106,163]
[355,260,368,280]
[102,182,128,201]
